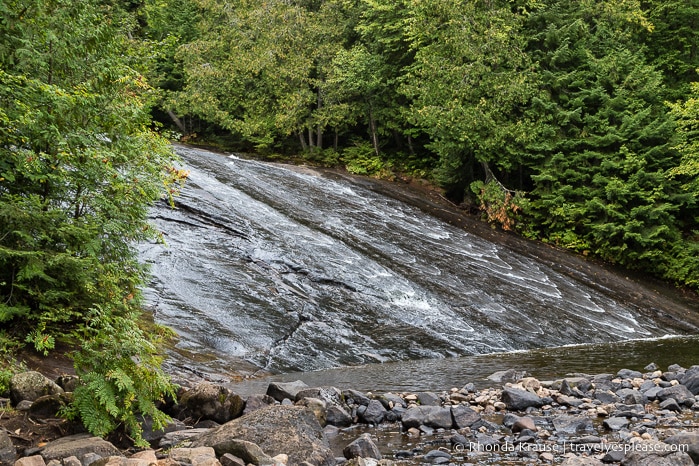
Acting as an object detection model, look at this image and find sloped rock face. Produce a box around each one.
[191,405,334,466]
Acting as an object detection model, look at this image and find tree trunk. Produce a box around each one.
[298,131,308,152]
[167,109,187,134]
[368,107,380,156]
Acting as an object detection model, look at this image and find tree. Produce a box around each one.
[0,0,183,444]
[400,0,537,200]
[522,0,695,283]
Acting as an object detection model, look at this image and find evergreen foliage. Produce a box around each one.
[0,0,184,442]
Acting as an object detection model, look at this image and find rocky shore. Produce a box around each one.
[3,362,699,466]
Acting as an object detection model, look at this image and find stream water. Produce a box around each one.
[139,145,699,391]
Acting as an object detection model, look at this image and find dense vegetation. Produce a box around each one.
[0,0,697,444]
[157,0,698,290]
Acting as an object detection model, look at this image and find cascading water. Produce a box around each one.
[139,145,698,383]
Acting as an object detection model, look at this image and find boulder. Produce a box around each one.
[13,457,46,466]
[39,434,121,462]
[657,385,695,407]
[343,434,381,460]
[451,405,481,429]
[511,416,537,433]
[10,372,64,405]
[191,405,334,466]
[139,416,187,445]
[0,429,16,466]
[487,369,527,384]
[401,406,453,430]
[416,392,440,406]
[326,405,352,427]
[359,400,386,425]
[342,390,370,407]
[617,369,643,379]
[681,366,699,395]
[501,387,543,411]
[561,457,604,466]
[179,383,245,424]
[159,428,213,450]
[242,395,276,416]
[664,432,699,464]
[266,381,309,403]
[296,398,327,426]
[603,417,630,431]
[621,440,694,466]
[551,416,594,436]
[178,443,266,466]
[615,388,646,406]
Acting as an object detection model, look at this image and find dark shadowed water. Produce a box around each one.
[139,145,699,389]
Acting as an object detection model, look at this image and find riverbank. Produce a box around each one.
[4,360,699,466]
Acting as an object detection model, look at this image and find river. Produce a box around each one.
[138,145,699,391]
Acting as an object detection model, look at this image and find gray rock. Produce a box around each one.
[159,428,214,450]
[616,388,646,405]
[296,398,327,427]
[620,440,694,465]
[401,406,453,430]
[659,398,682,412]
[603,417,630,431]
[681,371,699,395]
[179,382,245,424]
[82,453,103,466]
[342,390,370,407]
[643,386,663,401]
[416,392,440,406]
[28,394,67,418]
[139,416,187,445]
[451,405,481,429]
[617,369,643,379]
[185,442,269,466]
[343,434,381,460]
[487,369,527,384]
[0,429,16,466]
[61,456,81,466]
[657,385,695,407]
[501,387,543,411]
[423,449,451,462]
[191,405,334,466]
[39,434,121,462]
[664,432,699,464]
[602,449,625,463]
[644,363,659,372]
[557,394,584,407]
[242,395,276,415]
[595,391,620,404]
[359,400,385,425]
[10,372,64,404]
[561,457,604,465]
[376,393,405,409]
[551,415,594,435]
[266,381,309,403]
[294,387,342,406]
[326,405,352,427]
[220,453,246,466]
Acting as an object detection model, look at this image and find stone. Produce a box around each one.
[601,449,625,463]
[617,369,644,379]
[130,451,158,465]
[451,405,481,429]
[557,394,584,408]
[191,405,334,466]
[359,400,386,425]
[620,440,694,465]
[159,429,213,450]
[423,450,451,463]
[551,415,594,436]
[615,388,646,405]
[343,434,381,460]
[511,416,537,433]
[401,406,453,430]
[326,405,352,427]
[27,394,68,418]
[39,434,121,462]
[416,392,440,406]
[61,456,81,466]
[664,432,699,464]
[219,454,246,466]
[681,366,699,395]
[0,429,16,466]
[294,387,342,406]
[342,390,370,407]
[266,381,309,403]
[10,372,64,404]
[658,398,682,412]
[603,417,630,431]
[296,398,327,426]
[561,457,604,465]
[139,417,187,446]
[376,393,405,410]
[179,383,245,424]
[642,386,663,401]
[657,385,695,407]
[14,457,46,466]
[486,369,527,384]
[242,395,276,415]
[501,387,543,411]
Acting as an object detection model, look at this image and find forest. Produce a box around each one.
[0,0,698,442]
